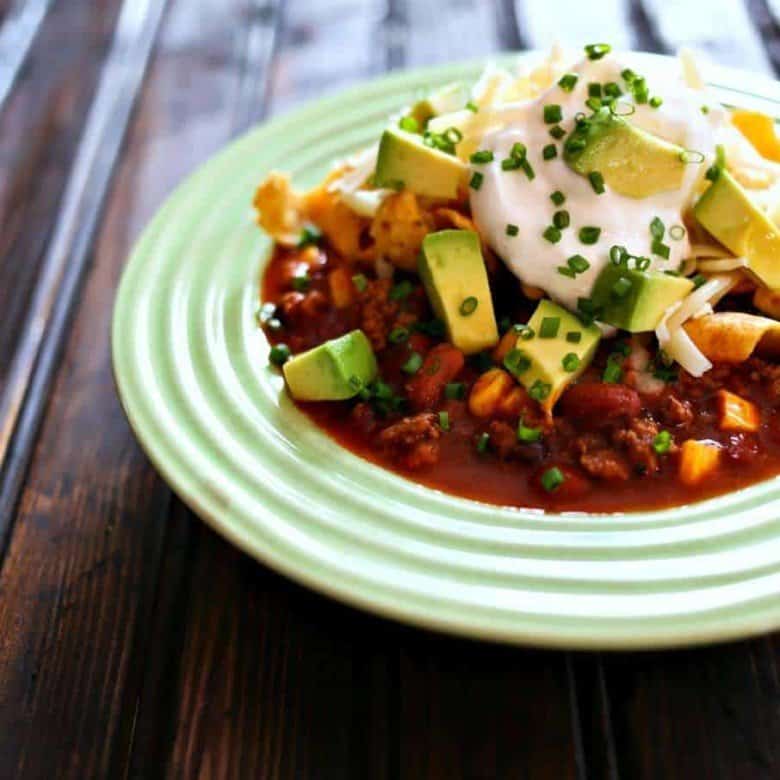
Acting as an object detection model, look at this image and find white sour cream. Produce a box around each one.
[469,56,726,309]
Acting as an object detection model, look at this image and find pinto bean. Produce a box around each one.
[559,383,641,425]
[406,343,465,410]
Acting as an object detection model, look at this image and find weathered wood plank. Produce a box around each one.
[601,638,780,779]
[0,0,166,566]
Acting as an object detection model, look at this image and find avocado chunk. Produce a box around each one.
[282,330,377,401]
[410,82,467,126]
[564,109,686,198]
[419,230,498,355]
[508,300,601,410]
[694,169,780,290]
[374,127,466,199]
[590,265,694,332]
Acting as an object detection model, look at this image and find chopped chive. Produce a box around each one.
[650,216,665,240]
[568,254,590,274]
[566,331,582,343]
[558,266,577,278]
[692,274,707,289]
[438,411,451,431]
[549,125,566,139]
[649,96,663,108]
[621,68,637,83]
[585,43,612,60]
[388,327,409,344]
[352,273,368,292]
[604,82,622,98]
[504,348,531,376]
[652,239,670,259]
[517,419,542,442]
[579,226,601,245]
[653,430,672,454]
[459,296,478,316]
[543,226,562,244]
[402,351,423,374]
[610,245,627,265]
[562,352,580,372]
[587,82,602,98]
[588,171,606,194]
[550,190,566,206]
[470,171,484,190]
[611,276,633,299]
[292,271,311,291]
[297,223,323,248]
[501,157,521,171]
[390,280,414,300]
[553,210,570,229]
[669,224,686,241]
[543,143,558,160]
[516,324,535,340]
[603,360,623,383]
[269,344,291,366]
[520,158,535,180]
[543,104,563,123]
[470,149,494,164]
[476,432,490,453]
[680,149,705,164]
[399,116,420,133]
[539,316,561,338]
[558,73,579,91]
[466,100,479,113]
[445,382,466,400]
[506,223,519,237]
[511,142,527,159]
[585,97,602,112]
[529,379,551,401]
[541,466,564,492]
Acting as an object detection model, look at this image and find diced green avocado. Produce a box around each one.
[563,109,687,198]
[410,82,467,125]
[509,301,601,410]
[694,169,780,290]
[419,230,498,355]
[590,266,694,332]
[282,330,377,401]
[374,127,467,199]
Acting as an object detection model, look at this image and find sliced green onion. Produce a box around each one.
[517,420,542,442]
[669,224,686,241]
[603,360,623,383]
[541,466,564,492]
[604,82,622,98]
[543,225,562,244]
[516,325,535,340]
[269,344,291,366]
[652,239,670,259]
[388,327,409,344]
[550,190,566,206]
[511,142,528,159]
[635,256,651,271]
[610,245,627,265]
[292,271,311,291]
[692,274,707,289]
[621,68,637,83]
[506,223,519,237]
[399,116,420,133]
[567,254,590,273]
[529,380,552,401]
[585,97,602,112]
[649,96,663,108]
[562,353,580,373]
[611,276,633,299]
[401,351,423,374]
[470,149,494,164]
[504,348,531,376]
[444,126,463,144]
[558,266,576,278]
[297,223,323,248]
[588,171,606,194]
[352,273,368,292]
[553,210,570,229]
[539,316,561,338]
[438,411,451,431]
[445,382,466,400]
[558,73,579,91]
[543,104,563,123]
[566,331,582,344]
[680,149,705,164]
[466,100,479,113]
[585,43,612,60]
[520,158,535,180]
[579,226,601,245]
[459,296,478,316]
[501,157,521,171]
[650,217,665,239]
[588,82,602,98]
[476,432,490,453]
[653,430,672,454]
[549,125,566,140]
[609,101,635,117]
[543,144,558,160]
[470,171,484,190]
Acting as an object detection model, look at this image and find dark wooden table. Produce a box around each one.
[2,1,780,777]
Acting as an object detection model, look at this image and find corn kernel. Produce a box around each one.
[468,369,514,418]
[717,390,760,433]
[678,439,721,486]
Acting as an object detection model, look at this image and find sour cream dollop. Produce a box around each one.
[469,56,726,309]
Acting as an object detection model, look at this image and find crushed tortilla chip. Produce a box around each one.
[684,311,780,362]
[370,191,434,271]
[253,172,304,245]
[303,179,370,260]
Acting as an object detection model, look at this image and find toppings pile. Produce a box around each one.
[252,45,780,510]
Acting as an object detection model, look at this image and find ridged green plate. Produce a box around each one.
[113,53,780,649]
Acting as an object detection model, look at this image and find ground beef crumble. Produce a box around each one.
[379,412,441,470]
[359,278,399,352]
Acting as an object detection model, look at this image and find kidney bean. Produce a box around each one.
[406,343,465,410]
[559,383,641,425]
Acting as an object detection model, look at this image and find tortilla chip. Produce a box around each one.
[684,312,780,362]
[303,182,369,260]
[370,191,433,271]
[253,172,303,245]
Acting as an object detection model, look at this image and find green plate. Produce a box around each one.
[113,53,780,649]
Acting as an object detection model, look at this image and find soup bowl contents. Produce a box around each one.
[254,45,780,513]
